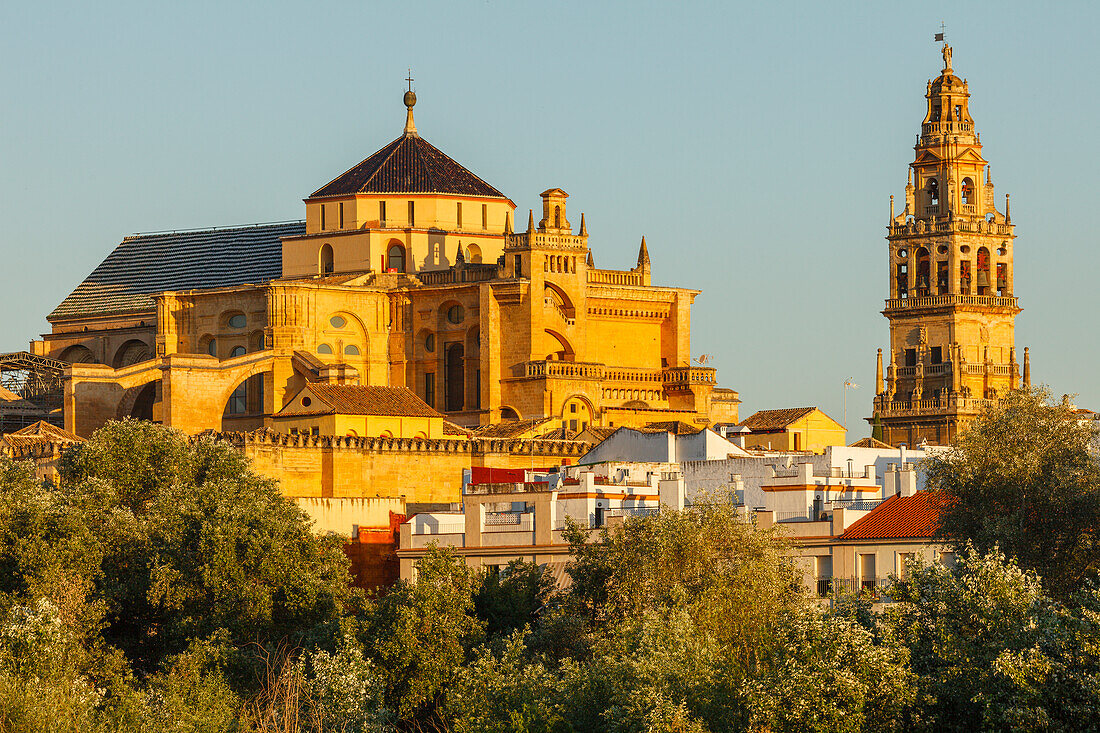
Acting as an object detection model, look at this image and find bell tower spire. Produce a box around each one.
[871,42,1022,447]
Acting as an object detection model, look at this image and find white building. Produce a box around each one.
[397,461,685,582]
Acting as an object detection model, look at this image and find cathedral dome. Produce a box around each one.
[310,94,507,200]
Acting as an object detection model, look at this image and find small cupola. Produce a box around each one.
[538,189,571,233]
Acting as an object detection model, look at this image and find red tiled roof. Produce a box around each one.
[10,421,83,442]
[848,437,894,449]
[310,133,508,199]
[279,385,443,418]
[473,418,553,439]
[840,492,943,541]
[641,420,703,435]
[740,407,817,431]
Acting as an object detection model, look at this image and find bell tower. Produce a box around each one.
[870,43,1025,447]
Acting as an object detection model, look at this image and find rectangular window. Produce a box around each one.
[475,369,481,409]
[570,403,577,413]
[937,261,948,292]
[569,419,578,432]
[408,201,415,227]
[319,204,326,231]
[905,348,917,367]
[425,373,435,407]
[310,426,319,437]
[996,263,1007,296]
[482,204,487,230]
[339,202,344,229]
[456,202,462,228]
[960,260,971,293]
[514,254,522,278]
[859,553,876,593]
[815,556,833,597]
[379,201,386,226]
[897,552,916,580]
[931,346,942,364]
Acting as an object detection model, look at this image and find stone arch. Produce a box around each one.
[543,281,575,315]
[499,406,520,421]
[543,329,575,362]
[113,339,153,369]
[319,243,334,275]
[219,365,272,430]
[115,371,164,421]
[221,309,248,330]
[386,240,406,273]
[465,243,482,263]
[60,344,97,364]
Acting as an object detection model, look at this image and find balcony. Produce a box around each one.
[884,293,1019,312]
[662,366,717,387]
[816,577,893,599]
[520,360,604,380]
[483,511,534,533]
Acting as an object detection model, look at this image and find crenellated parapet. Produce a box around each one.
[203,428,594,457]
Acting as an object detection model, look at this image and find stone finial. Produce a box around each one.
[456,242,465,265]
[579,212,587,236]
[586,250,594,268]
[504,211,512,235]
[403,87,417,136]
[1005,193,1011,223]
[876,348,884,396]
[527,209,535,233]
[637,236,650,268]
[1023,346,1031,389]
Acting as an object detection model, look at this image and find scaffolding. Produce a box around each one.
[0,352,66,432]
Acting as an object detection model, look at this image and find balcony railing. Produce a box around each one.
[522,360,604,380]
[815,577,893,599]
[417,264,498,286]
[662,366,717,386]
[587,268,643,286]
[884,294,1019,311]
[484,511,534,532]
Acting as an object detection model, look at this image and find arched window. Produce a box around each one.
[344,344,360,356]
[445,342,464,412]
[554,205,561,228]
[227,382,247,414]
[207,338,218,357]
[916,248,930,295]
[961,178,975,205]
[976,247,991,295]
[927,178,939,205]
[465,243,482,263]
[319,244,334,275]
[387,244,405,273]
[317,343,333,355]
[230,346,246,358]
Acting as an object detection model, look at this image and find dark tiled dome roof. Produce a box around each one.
[310,133,508,199]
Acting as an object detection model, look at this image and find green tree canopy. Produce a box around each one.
[926,387,1100,594]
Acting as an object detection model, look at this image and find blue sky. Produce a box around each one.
[2,1,1098,429]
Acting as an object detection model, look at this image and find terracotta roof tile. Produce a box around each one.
[279,385,443,418]
[442,421,472,436]
[311,134,508,199]
[848,437,895,449]
[740,407,818,431]
[840,492,943,541]
[10,421,83,442]
[473,418,554,439]
[640,420,703,435]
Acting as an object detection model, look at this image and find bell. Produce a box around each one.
[976,270,990,287]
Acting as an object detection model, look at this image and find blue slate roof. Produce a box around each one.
[49,221,305,322]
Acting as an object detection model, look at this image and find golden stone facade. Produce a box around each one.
[870,44,1028,447]
[36,92,739,442]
